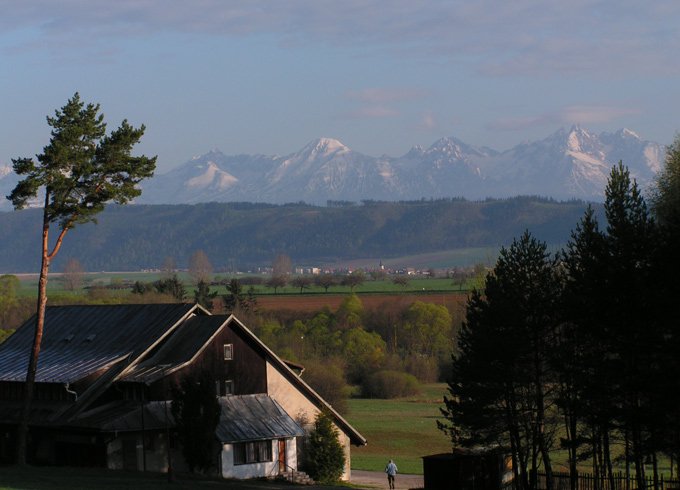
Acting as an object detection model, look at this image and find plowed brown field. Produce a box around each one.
[257,293,467,312]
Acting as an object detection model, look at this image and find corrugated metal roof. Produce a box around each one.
[120,315,228,382]
[0,304,197,383]
[215,395,305,444]
[69,395,304,443]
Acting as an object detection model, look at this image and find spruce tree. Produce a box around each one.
[194,280,217,311]
[305,410,346,483]
[562,162,662,489]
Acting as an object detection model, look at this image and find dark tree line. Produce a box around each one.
[440,145,680,490]
[0,197,594,273]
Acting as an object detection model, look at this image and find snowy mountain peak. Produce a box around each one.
[302,138,349,157]
[129,126,665,209]
[186,160,237,190]
[564,125,601,153]
[404,145,425,159]
[191,149,221,160]
[618,128,642,140]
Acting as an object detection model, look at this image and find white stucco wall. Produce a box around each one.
[220,437,297,479]
[266,360,352,481]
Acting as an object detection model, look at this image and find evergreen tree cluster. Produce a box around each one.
[439,149,680,490]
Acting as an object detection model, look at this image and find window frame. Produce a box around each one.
[225,380,234,395]
[233,440,273,465]
[224,343,233,360]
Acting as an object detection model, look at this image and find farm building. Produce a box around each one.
[0,303,365,480]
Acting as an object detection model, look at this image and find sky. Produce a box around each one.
[2,1,679,174]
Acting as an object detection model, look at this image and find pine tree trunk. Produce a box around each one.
[15,212,50,465]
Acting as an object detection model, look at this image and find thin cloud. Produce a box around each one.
[415,109,438,131]
[344,88,431,104]
[338,106,400,120]
[3,1,679,78]
[486,105,642,131]
[339,87,431,120]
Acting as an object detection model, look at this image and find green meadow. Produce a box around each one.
[347,383,451,475]
[11,273,472,298]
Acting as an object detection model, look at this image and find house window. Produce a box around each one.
[225,380,234,395]
[234,441,273,465]
[224,344,233,360]
[145,434,155,452]
[215,381,221,396]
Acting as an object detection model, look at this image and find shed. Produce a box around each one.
[422,449,512,490]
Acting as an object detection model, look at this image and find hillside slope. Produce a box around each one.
[0,198,596,273]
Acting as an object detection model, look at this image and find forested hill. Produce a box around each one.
[0,197,598,273]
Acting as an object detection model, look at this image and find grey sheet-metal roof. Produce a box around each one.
[216,395,305,444]
[0,304,197,383]
[120,315,229,382]
[69,395,304,442]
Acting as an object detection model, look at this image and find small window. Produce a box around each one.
[234,443,245,465]
[145,434,155,452]
[225,380,234,395]
[224,344,233,360]
[234,441,272,465]
[215,380,221,396]
[258,440,272,461]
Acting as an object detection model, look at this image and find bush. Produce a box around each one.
[303,410,346,484]
[301,360,350,415]
[361,370,422,399]
[404,354,440,382]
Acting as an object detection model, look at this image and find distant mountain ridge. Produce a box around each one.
[0,126,664,209]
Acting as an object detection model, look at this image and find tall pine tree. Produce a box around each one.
[440,231,560,490]
[7,93,156,464]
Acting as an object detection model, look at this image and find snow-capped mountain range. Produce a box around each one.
[0,126,665,209]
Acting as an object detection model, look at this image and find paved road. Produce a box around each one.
[351,470,424,489]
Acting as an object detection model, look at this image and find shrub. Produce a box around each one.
[361,370,422,399]
[404,354,440,382]
[303,410,346,484]
[301,360,350,415]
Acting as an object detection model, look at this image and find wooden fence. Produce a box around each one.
[535,471,680,490]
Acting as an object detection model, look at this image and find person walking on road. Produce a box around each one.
[385,459,398,489]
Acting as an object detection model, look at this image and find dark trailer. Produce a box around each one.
[423,448,512,490]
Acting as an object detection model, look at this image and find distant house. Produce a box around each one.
[0,304,365,480]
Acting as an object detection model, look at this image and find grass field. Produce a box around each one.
[346,383,451,475]
[11,273,472,299]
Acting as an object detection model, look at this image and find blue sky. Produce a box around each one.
[2,1,679,173]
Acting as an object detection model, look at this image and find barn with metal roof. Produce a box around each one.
[0,303,365,481]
